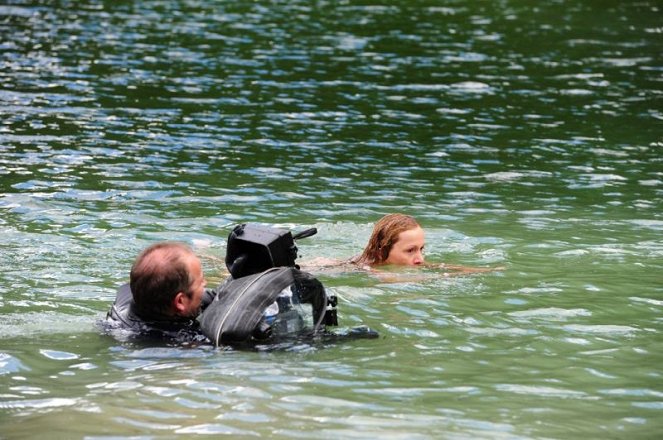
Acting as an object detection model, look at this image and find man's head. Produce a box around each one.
[129,242,206,321]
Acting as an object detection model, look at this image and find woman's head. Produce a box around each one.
[355,214,425,266]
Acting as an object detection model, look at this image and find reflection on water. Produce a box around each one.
[1,0,662,438]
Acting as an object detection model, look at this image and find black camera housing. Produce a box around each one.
[223,223,338,334]
[225,223,312,279]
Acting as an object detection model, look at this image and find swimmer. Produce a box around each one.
[303,213,501,277]
[350,213,425,266]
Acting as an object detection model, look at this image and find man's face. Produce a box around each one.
[180,254,206,318]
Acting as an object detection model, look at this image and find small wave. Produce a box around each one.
[562,324,638,336]
[0,397,79,410]
[508,307,591,320]
[0,312,97,338]
[39,349,80,361]
[0,352,30,375]
[495,384,588,399]
[629,296,663,307]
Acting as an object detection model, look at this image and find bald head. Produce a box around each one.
[130,242,198,320]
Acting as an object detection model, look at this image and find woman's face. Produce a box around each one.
[385,226,425,266]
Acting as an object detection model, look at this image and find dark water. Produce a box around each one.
[1,1,662,438]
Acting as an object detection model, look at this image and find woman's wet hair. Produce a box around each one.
[354,213,421,266]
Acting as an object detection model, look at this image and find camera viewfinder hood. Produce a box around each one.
[225,223,317,279]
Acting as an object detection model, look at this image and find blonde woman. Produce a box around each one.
[305,213,501,277]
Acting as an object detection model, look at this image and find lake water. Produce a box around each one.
[1,0,662,438]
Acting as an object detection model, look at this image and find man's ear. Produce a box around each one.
[172,291,188,315]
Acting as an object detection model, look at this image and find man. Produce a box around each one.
[104,234,347,345]
[106,242,217,340]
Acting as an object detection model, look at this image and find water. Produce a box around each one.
[1,0,662,438]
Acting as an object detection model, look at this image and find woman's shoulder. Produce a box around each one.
[299,256,371,274]
[300,256,351,269]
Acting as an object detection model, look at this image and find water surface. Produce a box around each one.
[1,0,662,438]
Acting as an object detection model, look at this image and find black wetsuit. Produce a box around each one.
[104,283,221,342]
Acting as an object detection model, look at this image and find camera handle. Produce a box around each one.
[292,227,317,240]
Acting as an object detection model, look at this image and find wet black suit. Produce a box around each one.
[105,283,221,342]
[104,270,377,345]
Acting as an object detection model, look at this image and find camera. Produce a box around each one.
[222,223,337,339]
[225,223,311,279]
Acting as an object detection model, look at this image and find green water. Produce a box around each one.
[1,0,662,438]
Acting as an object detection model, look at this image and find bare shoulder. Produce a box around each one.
[434,263,506,275]
[300,257,345,268]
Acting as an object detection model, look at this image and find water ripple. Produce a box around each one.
[1,0,662,438]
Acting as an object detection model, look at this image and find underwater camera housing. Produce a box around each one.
[223,223,338,339]
[225,223,317,279]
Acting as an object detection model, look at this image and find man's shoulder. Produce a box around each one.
[103,283,208,343]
